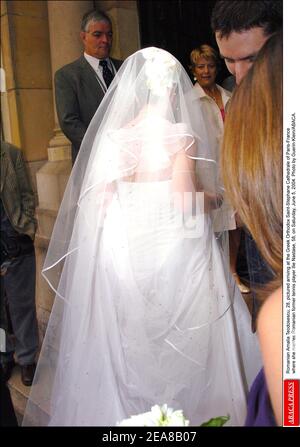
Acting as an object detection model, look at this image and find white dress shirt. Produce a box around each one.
[84,52,117,93]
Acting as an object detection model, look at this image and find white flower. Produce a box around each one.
[141,47,177,97]
[117,403,230,427]
[117,404,190,426]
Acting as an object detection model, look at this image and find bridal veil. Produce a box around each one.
[23,48,261,426]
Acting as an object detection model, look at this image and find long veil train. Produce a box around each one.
[23,48,261,426]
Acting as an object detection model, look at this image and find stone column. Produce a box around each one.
[36,0,93,340]
[37,0,93,219]
[96,0,140,59]
[47,0,94,162]
[0,0,53,189]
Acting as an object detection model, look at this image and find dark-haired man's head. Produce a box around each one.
[211,1,282,84]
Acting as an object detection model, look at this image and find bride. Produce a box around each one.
[23,48,261,426]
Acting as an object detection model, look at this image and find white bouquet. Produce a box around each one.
[117,404,229,427]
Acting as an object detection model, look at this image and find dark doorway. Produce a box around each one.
[137,0,230,84]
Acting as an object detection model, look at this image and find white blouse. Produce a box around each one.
[192,82,236,232]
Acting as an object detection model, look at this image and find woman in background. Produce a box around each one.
[190,44,249,294]
[190,44,229,122]
[222,32,282,425]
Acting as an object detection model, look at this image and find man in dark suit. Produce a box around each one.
[55,9,123,164]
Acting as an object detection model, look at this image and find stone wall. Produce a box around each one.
[0,0,53,161]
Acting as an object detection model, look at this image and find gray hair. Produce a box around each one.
[81,9,112,32]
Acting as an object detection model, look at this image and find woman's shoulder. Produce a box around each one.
[192,82,205,99]
[257,287,282,334]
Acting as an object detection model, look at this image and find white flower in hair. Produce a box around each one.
[142,47,177,97]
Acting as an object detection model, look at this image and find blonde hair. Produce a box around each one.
[221,32,282,291]
[189,44,219,73]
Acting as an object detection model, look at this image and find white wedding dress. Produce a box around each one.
[23,47,261,427]
[37,176,259,426]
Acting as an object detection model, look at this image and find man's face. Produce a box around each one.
[216,27,269,85]
[80,20,113,59]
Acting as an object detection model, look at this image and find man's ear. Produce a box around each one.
[80,31,86,43]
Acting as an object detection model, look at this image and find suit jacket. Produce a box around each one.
[55,55,123,163]
[0,141,37,239]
